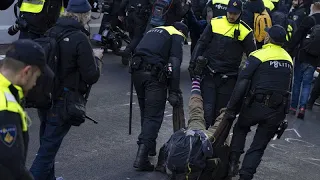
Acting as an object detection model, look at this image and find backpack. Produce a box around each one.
[150,0,173,26]
[165,129,213,178]
[24,29,78,109]
[301,16,320,57]
[254,9,272,43]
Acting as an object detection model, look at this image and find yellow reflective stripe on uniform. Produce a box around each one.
[0,91,27,132]
[211,16,252,41]
[270,0,279,2]
[262,0,275,11]
[212,0,229,5]
[20,0,45,13]
[157,26,186,39]
[60,6,65,14]
[286,25,293,41]
[249,43,293,65]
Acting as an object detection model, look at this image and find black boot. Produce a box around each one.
[228,152,240,177]
[133,144,155,171]
[155,146,166,172]
[148,146,157,156]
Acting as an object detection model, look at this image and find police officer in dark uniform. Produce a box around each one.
[131,22,188,171]
[189,0,256,128]
[205,0,230,21]
[223,25,293,180]
[0,39,52,180]
[18,0,69,40]
[117,0,152,59]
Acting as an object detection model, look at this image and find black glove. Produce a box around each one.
[188,61,196,79]
[168,90,182,107]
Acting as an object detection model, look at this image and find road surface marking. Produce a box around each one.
[285,128,302,138]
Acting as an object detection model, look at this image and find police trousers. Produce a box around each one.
[132,70,167,150]
[30,99,72,180]
[230,101,286,180]
[201,74,237,128]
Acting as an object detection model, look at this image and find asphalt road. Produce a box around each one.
[19,45,320,180]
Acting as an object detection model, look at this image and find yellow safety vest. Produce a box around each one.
[212,0,229,5]
[156,26,186,39]
[20,0,64,14]
[262,0,275,11]
[211,16,252,41]
[0,73,28,132]
[286,24,293,41]
[271,0,280,2]
[249,43,293,64]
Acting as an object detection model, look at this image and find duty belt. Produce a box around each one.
[207,65,237,78]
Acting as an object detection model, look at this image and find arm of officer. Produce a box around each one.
[76,38,101,85]
[242,31,257,56]
[190,23,213,62]
[0,111,33,180]
[118,0,129,17]
[168,34,184,92]
[226,55,261,114]
[287,16,315,53]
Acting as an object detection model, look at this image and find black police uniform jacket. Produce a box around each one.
[227,43,293,113]
[0,75,33,180]
[22,0,69,34]
[134,26,185,65]
[191,16,256,75]
[49,17,101,95]
[206,0,230,19]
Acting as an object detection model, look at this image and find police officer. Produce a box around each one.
[205,0,230,21]
[0,39,52,180]
[18,0,68,39]
[223,25,293,180]
[117,0,152,61]
[131,22,188,171]
[189,0,256,128]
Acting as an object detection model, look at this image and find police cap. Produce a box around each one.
[5,39,54,78]
[173,22,189,38]
[227,0,243,14]
[265,25,287,44]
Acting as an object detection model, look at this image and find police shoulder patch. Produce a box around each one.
[0,125,17,147]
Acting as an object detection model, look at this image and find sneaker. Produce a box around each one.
[56,177,64,180]
[297,108,305,119]
[289,107,297,115]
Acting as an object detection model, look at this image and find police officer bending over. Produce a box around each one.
[0,39,52,180]
[189,0,256,128]
[222,25,293,180]
[131,22,188,171]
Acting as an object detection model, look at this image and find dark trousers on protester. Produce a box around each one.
[201,74,237,128]
[30,99,72,180]
[230,101,286,180]
[308,75,320,105]
[132,70,167,151]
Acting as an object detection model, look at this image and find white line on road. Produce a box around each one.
[285,128,302,138]
[165,114,173,117]
[0,55,5,60]
[121,102,136,106]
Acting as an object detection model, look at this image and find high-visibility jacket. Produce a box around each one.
[20,0,64,14]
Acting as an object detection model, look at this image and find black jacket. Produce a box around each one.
[118,0,151,17]
[0,0,14,10]
[288,5,308,27]
[0,83,33,180]
[134,26,184,65]
[50,17,101,95]
[288,13,320,67]
[242,0,266,29]
[191,16,256,75]
[22,0,69,34]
